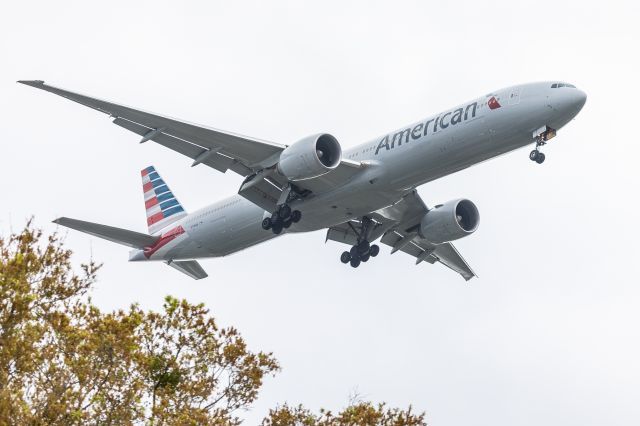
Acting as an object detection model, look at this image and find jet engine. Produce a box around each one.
[418,199,480,244]
[277,134,342,181]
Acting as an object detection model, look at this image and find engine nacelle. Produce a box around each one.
[277,134,342,181]
[418,199,480,244]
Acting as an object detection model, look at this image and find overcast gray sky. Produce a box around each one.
[2,1,639,424]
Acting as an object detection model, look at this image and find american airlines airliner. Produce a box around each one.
[20,80,586,280]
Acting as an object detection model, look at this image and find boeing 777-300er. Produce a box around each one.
[20,80,586,280]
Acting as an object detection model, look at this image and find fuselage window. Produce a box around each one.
[552,83,576,89]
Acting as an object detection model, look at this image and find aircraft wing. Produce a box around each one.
[379,230,476,281]
[19,80,284,176]
[19,80,365,210]
[326,190,477,281]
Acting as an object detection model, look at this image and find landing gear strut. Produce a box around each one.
[338,216,380,268]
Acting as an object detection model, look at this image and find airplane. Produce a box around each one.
[19,80,586,280]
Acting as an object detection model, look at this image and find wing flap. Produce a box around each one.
[113,118,236,173]
[53,217,158,249]
[166,260,208,280]
[325,222,360,246]
[380,230,476,280]
[380,231,432,259]
[430,243,477,281]
[237,174,281,212]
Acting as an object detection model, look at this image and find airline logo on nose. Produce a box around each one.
[488,96,501,110]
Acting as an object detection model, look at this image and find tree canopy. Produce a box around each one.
[0,222,426,425]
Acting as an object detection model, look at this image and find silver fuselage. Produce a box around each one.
[133,81,586,261]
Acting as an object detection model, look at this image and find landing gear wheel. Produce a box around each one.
[350,257,361,268]
[282,218,292,229]
[529,150,539,161]
[340,251,351,264]
[535,152,546,164]
[278,204,292,219]
[350,246,360,258]
[361,254,370,262]
[272,221,283,235]
[261,217,272,230]
[357,240,370,255]
[290,210,302,223]
[369,244,380,257]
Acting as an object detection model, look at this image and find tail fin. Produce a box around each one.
[141,166,187,235]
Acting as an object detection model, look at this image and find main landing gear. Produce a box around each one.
[261,204,302,235]
[340,241,380,268]
[261,183,306,235]
[338,216,380,268]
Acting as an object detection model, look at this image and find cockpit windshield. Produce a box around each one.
[551,83,576,88]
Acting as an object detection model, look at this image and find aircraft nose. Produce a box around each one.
[573,89,587,113]
[553,88,587,116]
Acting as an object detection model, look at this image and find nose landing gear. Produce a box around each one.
[529,126,556,165]
[529,149,546,164]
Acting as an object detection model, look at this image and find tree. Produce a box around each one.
[137,296,279,425]
[0,222,279,425]
[0,220,99,423]
[0,222,426,425]
[262,402,426,426]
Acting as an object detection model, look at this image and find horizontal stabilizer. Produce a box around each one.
[53,217,158,249]
[166,260,208,280]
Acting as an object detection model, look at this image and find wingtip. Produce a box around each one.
[463,273,478,282]
[17,80,45,87]
[52,217,65,225]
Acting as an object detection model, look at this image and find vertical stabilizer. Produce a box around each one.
[141,166,187,235]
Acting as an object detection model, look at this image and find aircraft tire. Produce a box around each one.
[370,244,380,257]
[261,218,272,230]
[361,254,370,262]
[357,240,370,255]
[291,210,302,223]
[272,222,283,235]
[282,218,292,229]
[278,204,292,219]
[536,153,546,164]
[350,257,361,268]
[529,150,539,161]
[340,251,351,264]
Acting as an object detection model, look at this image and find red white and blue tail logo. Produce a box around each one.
[141,166,187,235]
